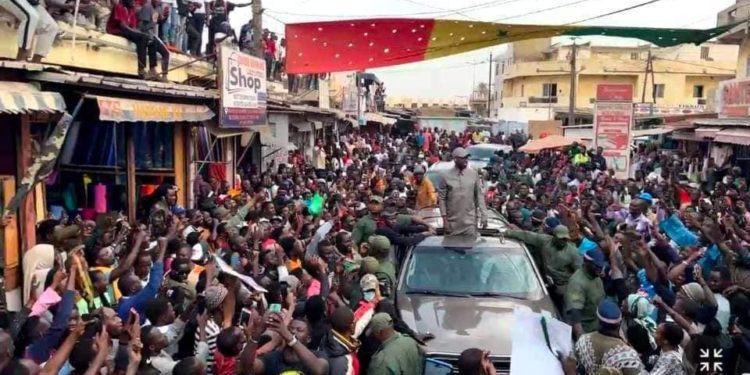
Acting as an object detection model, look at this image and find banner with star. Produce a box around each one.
[285,18,736,74]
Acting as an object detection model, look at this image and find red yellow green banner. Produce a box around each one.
[285,18,736,74]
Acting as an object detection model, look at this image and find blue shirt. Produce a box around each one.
[117,262,164,324]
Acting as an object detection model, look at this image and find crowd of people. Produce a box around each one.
[1,0,287,80]
[2,125,750,375]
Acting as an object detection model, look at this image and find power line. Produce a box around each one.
[395,0,481,21]
[264,0,523,19]
[491,0,594,22]
[570,0,666,24]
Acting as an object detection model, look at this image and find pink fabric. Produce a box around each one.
[307,279,321,297]
[30,288,61,317]
[93,184,107,213]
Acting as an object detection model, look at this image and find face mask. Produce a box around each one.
[363,291,376,301]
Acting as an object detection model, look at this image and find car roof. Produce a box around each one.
[415,207,508,232]
[414,235,526,253]
[468,143,513,151]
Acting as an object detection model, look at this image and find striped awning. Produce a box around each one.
[0,81,66,114]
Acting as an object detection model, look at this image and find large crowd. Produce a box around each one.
[1,126,749,375]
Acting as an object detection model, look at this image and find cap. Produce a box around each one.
[544,217,561,229]
[553,225,570,240]
[413,165,426,174]
[362,256,380,273]
[366,313,393,336]
[452,147,468,158]
[204,284,229,311]
[360,274,379,291]
[355,202,367,211]
[584,248,607,269]
[638,192,653,203]
[369,196,384,204]
[368,235,391,255]
[596,300,622,325]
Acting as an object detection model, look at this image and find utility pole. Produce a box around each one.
[568,41,577,127]
[251,0,263,58]
[641,49,652,103]
[487,52,493,118]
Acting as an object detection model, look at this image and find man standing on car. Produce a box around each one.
[437,147,487,238]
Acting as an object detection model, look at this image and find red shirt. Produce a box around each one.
[265,39,277,56]
[214,351,237,375]
[106,3,136,35]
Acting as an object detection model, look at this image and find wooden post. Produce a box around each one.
[126,124,136,222]
[17,115,35,251]
[173,124,186,207]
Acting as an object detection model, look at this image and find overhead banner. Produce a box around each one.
[285,18,737,73]
[717,77,750,118]
[594,84,633,180]
[218,46,268,128]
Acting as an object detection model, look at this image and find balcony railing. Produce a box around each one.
[529,96,558,104]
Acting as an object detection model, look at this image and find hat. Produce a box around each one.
[355,202,367,211]
[452,147,468,158]
[584,248,607,269]
[544,217,561,229]
[369,196,384,204]
[553,225,570,240]
[360,274,379,291]
[680,282,706,304]
[413,165,426,174]
[638,192,653,203]
[271,216,283,223]
[214,207,230,220]
[366,313,393,335]
[362,256,380,273]
[368,235,391,254]
[204,284,229,311]
[596,300,622,325]
[531,210,546,222]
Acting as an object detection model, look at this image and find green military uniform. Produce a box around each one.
[352,213,413,245]
[368,236,397,299]
[564,268,605,333]
[505,226,582,292]
[367,313,424,375]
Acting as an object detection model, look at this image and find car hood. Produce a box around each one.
[397,294,556,356]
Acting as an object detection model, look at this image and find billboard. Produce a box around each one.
[218,46,267,128]
[594,84,633,180]
[717,77,750,118]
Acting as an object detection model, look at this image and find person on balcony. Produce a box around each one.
[0,0,59,62]
[107,0,155,78]
[137,0,171,81]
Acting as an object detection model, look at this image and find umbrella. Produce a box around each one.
[518,135,579,153]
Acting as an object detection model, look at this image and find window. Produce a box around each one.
[520,84,525,97]
[501,62,505,74]
[693,85,705,98]
[653,84,665,98]
[542,83,558,97]
[630,52,639,60]
[421,103,428,108]
[701,47,710,60]
[410,103,418,109]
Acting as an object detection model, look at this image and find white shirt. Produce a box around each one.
[191,0,206,14]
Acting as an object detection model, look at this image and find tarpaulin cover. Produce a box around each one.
[0,81,66,114]
[285,18,737,73]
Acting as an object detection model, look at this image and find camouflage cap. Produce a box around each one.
[360,274,379,291]
[366,313,393,336]
[362,256,380,273]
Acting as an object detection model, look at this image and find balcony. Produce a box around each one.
[716,1,749,44]
[529,96,558,104]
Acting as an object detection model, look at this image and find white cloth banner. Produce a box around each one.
[510,306,572,375]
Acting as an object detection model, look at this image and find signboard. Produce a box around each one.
[96,96,214,122]
[594,84,633,180]
[634,103,707,115]
[718,77,750,118]
[218,46,267,128]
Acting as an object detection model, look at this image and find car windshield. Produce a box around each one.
[405,245,540,298]
[467,147,496,161]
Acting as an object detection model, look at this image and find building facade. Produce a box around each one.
[492,38,738,124]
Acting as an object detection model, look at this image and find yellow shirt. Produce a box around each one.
[91,266,123,302]
[415,179,438,210]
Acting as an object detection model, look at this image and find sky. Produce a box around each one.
[229,0,738,99]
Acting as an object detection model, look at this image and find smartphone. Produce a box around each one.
[269,303,282,313]
[239,308,253,323]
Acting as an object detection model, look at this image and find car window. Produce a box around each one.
[467,147,497,161]
[405,246,540,297]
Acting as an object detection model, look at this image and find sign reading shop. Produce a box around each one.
[218,46,268,128]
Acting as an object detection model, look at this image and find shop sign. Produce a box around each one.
[718,77,750,118]
[96,96,213,122]
[594,84,633,180]
[218,46,268,128]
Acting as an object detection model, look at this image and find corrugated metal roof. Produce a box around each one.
[0,81,66,114]
[714,128,750,146]
[28,70,219,99]
[693,118,750,127]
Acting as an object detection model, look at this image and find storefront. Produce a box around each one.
[28,70,217,222]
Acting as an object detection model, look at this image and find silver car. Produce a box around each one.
[425,143,513,186]
[396,210,558,374]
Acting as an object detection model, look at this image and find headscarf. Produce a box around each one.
[626,294,657,334]
[22,244,55,304]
